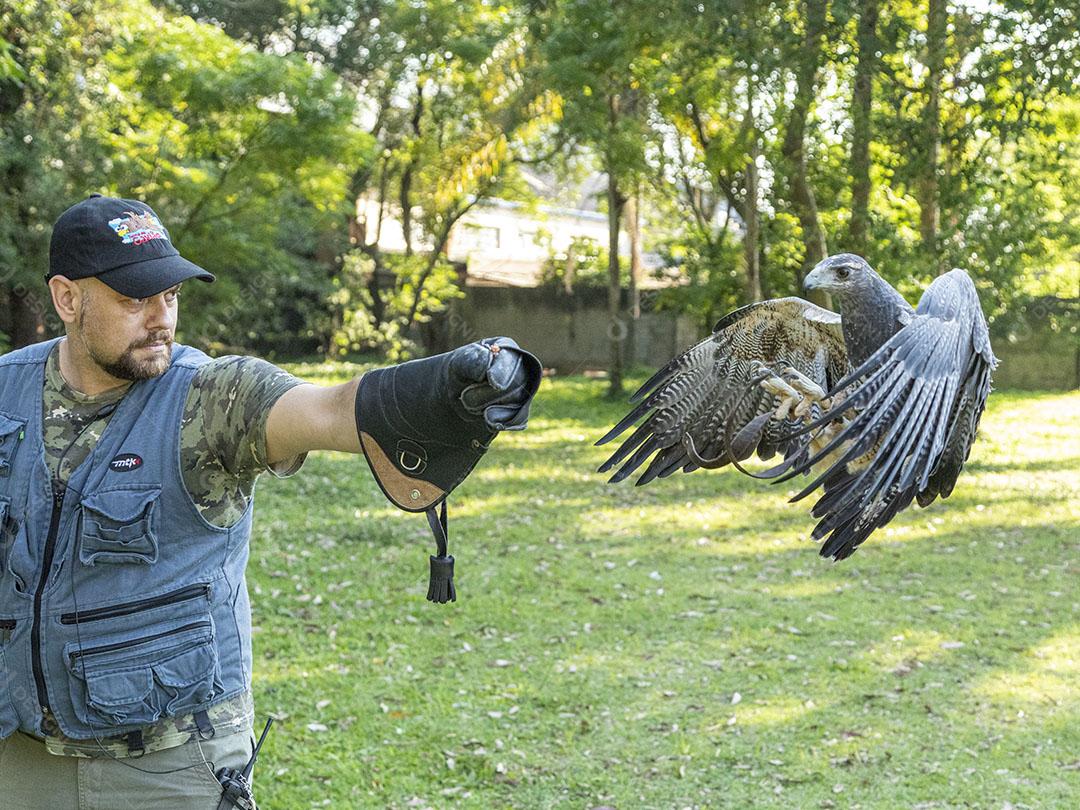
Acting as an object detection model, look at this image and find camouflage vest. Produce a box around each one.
[0,338,254,740]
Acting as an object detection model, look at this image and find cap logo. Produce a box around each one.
[108,210,168,246]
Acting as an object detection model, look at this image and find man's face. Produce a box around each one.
[74,279,181,381]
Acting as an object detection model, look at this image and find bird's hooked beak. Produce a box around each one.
[802,261,828,291]
[803,254,858,291]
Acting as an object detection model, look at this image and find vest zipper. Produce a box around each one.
[31,478,65,731]
[59,583,209,625]
[31,400,122,731]
[68,620,211,663]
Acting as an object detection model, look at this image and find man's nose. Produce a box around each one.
[145,294,176,332]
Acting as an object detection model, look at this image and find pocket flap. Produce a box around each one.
[0,414,25,474]
[0,414,23,439]
[154,642,217,689]
[81,488,161,523]
[85,665,154,708]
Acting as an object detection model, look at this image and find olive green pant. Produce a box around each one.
[0,728,253,810]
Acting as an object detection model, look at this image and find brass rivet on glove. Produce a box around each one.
[410,489,421,500]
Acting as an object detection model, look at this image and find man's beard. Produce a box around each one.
[90,333,173,381]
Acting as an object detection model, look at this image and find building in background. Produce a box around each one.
[354,168,671,289]
[353,169,696,370]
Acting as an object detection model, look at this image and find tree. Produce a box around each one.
[847,0,880,255]
[530,0,657,396]
[0,2,111,347]
[779,0,831,303]
[918,0,947,271]
[163,0,559,357]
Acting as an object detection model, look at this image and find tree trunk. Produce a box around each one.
[564,242,577,295]
[848,0,879,256]
[607,162,625,398]
[781,0,830,306]
[920,0,946,273]
[624,190,643,367]
[625,193,642,319]
[400,169,414,257]
[744,73,762,303]
[400,82,425,258]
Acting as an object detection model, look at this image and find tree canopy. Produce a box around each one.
[2,0,1077,360]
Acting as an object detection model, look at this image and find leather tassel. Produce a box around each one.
[427,554,456,603]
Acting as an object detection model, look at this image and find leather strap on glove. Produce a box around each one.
[355,337,542,602]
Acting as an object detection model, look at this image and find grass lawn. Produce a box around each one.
[251,366,1079,809]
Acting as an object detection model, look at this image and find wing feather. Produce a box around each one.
[597,298,848,484]
[780,270,998,559]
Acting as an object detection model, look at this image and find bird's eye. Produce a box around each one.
[836,267,850,279]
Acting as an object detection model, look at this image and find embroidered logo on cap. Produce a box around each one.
[109,453,144,473]
[108,211,168,246]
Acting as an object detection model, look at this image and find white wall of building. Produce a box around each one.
[356,195,631,287]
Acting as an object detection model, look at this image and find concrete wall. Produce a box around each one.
[990,328,1079,391]
[431,287,701,373]
[432,287,1079,390]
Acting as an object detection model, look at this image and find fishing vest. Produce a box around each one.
[0,338,254,740]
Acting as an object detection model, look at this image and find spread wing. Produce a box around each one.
[776,269,998,560]
[596,298,849,485]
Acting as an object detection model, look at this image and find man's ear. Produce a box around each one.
[48,276,82,326]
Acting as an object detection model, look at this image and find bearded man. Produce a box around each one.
[0,194,540,809]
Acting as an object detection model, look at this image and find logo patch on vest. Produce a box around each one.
[109,453,144,473]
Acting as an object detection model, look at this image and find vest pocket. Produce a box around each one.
[0,414,25,477]
[0,618,20,736]
[64,618,222,729]
[78,488,161,566]
[0,498,13,573]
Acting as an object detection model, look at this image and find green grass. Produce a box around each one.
[251,371,1080,809]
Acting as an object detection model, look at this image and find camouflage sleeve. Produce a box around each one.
[182,356,308,482]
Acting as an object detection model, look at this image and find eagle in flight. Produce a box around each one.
[597,254,998,560]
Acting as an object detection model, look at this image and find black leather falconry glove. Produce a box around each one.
[354,337,542,602]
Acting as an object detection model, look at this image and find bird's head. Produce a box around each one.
[803,254,875,295]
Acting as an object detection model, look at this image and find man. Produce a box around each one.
[0,194,540,808]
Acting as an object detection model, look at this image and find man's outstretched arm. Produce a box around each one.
[264,378,362,466]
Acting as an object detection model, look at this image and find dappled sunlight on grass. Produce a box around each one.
[258,370,1080,808]
[866,628,966,675]
[723,695,820,729]
[974,628,1080,710]
[767,579,846,599]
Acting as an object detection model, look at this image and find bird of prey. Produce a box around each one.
[597,254,998,560]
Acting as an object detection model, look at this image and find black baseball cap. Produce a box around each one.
[47,194,215,298]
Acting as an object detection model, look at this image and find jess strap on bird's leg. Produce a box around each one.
[354,337,541,602]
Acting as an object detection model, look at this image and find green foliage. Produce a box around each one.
[538,236,614,292]
[3,0,1077,367]
[0,0,108,330]
[87,2,372,351]
[651,232,744,331]
[331,252,465,361]
[1,0,372,353]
